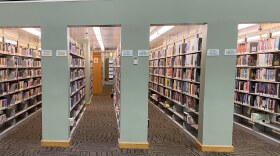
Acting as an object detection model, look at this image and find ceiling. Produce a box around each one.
[69,27,121,51]
[0,28,40,48]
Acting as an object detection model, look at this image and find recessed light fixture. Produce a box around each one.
[238,24,256,30]
[150,26,175,41]
[93,27,105,51]
[22,28,41,37]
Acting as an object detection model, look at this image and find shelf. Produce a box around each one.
[237,50,280,55]
[149,100,197,141]
[234,101,280,115]
[255,122,280,131]
[70,76,85,83]
[0,75,41,83]
[70,94,86,112]
[70,52,85,59]
[10,93,42,107]
[74,101,86,120]
[184,108,199,115]
[236,78,280,84]
[234,113,251,121]
[0,84,42,98]
[149,88,185,107]
[150,75,200,84]
[70,85,86,97]
[235,89,280,100]
[0,51,41,59]
[70,66,85,69]
[236,65,280,69]
[7,101,42,122]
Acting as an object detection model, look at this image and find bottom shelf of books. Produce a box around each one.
[149,89,198,140]
[234,102,280,144]
[0,94,42,136]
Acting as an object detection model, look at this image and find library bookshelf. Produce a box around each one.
[234,33,280,144]
[69,39,86,136]
[0,37,42,138]
[149,33,203,141]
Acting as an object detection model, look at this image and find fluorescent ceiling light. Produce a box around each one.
[238,24,256,30]
[93,27,105,51]
[22,28,41,37]
[247,34,267,41]
[5,39,17,45]
[272,31,280,37]
[150,26,174,41]
[238,39,244,43]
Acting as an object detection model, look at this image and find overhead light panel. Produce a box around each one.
[150,26,174,41]
[93,27,105,51]
[22,28,41,37]
[238,24,256,30]
[5,39,17,45]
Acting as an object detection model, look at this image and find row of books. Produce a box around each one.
[70,69,85,80]
[150,81,199,98]
[150,49,166,59]
[237,37,280,53]
[70,88,85,108]
[236,81,280,98]
[183,69,200,82]
[183,82,200,97]
[150,37,203,59]
[0,70,41,82]
[0,114,6,125]
[184,96,199,113]
[0,42,40,56]
[71,58,85,67]
[235,68,280,81]
[234,92,279,113]
[70,79,85,95]
[69,41,84,57]
[0,98,7,109]
[236,54,280,67]
[150,54,201,68]
[166,38,203,56]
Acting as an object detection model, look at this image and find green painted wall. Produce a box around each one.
[0,0,279,146]
[120,24,149,143]
[41,25,70,140]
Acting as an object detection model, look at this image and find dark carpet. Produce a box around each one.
[0,85,279,156]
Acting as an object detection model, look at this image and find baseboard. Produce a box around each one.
[41,140,71,147]
[195,140,234,152]
[86,95,93,105]
[118,141,149,149]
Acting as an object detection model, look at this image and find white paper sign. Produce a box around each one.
[122,50,133,57]
[138,50,149,57]
[207,49,219,56]
[94,58,98,64]
[224,49,237,56]
[42,50,52,57]
[56,50,67,56]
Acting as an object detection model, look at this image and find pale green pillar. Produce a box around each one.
[41,25,71,147]
[119,23,149,149]
[197,21,238,152]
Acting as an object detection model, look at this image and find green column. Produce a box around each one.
[197,21,238,152]
[41,25,71,147]
[119,23,150,149]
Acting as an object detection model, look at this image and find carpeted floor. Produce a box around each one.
[0,85,279,156]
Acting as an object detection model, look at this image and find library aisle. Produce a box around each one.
[0,86,278,155]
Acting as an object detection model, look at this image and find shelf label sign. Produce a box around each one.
[122,50,133,57]
[42,50,52,57]
[138,50,149,57]
[207,49,219,56]
[224,49,237,56]
[56,50,67,56]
